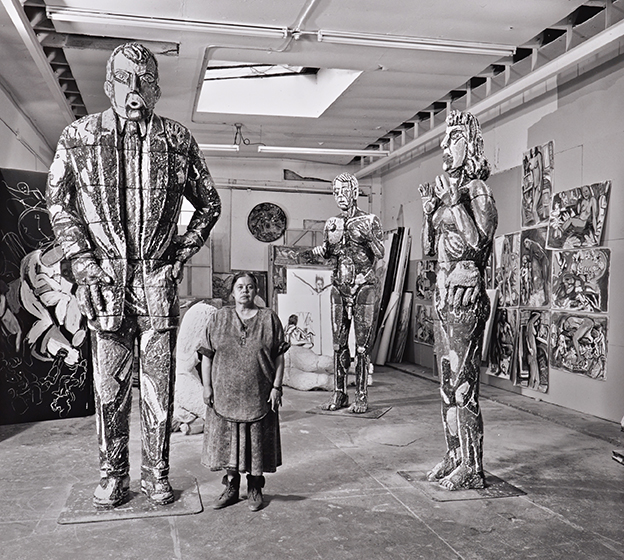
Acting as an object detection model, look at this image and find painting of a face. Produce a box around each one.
[106,52,160,121]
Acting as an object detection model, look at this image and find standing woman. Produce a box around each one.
[200,272,288,511]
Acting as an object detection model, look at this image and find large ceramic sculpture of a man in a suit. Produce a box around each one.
[419,110,497,490]
[47,42,221,507]
[312,173,384,413]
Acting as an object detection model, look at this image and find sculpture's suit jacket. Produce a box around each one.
[47,108,221,332]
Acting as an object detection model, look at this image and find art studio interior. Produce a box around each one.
[0,1,623,559]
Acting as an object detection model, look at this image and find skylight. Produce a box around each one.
[196,60,362,118]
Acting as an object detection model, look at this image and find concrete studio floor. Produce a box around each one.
[0,365,623,560]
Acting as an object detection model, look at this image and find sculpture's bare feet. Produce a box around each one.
[426,454,459,482]
[348,393,368,414]
[321,391,349,411]
[439,464,485,491]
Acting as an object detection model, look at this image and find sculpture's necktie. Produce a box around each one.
[123,120,142,261]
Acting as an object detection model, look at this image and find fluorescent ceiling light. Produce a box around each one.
[257,146,389,157]
[198,144,240,152]
[317,30,515,57]
[47,7,287,39]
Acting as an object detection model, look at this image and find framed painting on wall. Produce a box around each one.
[494,232,520,307]
[413,303,434,346]
[551,248,610,313]
[546,181,611,250]
[549,311,607,380]
[521,141,554,229]
[519,226,551,308]
[414,259,436,302]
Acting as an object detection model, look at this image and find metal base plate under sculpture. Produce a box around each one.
[306,405,392,419]
[58,476,203,524]
[397,471,526,502]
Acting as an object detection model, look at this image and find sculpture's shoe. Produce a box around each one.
[321,391,349,411]
[141,476,175,505]
[426,454,460,482]
[439,464,485,491]
[93,474,130,508]
[246,474,265,512]
[213,473,240,509]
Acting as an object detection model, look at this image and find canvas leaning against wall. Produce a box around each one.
[0,168,94,424]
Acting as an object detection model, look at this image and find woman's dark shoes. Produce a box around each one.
[247,474,265,511]
[93,474,130,508]
[213,473,240,509]
[141,475,174,505]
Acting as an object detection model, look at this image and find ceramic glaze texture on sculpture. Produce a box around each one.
[418,110,498,490]
[46,42,221,508]
[312,173,385,414]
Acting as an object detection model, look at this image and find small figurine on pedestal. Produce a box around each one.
[418,111,497,490]
[47,42,221,507]
[312,173,384,413]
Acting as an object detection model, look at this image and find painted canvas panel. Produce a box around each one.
[277,293,323,355]
[521,141,554,228]
[413,303,434,346]
[0,168,94,424]
[547,181,611,249]
[517,309,550,392]
[481,289,499,362]
[550,312,607,380]
[390,292,413,363]
[414,259,436,302]
[519,227,551,307]
[486,307,519,380]
[551,248,610,313]
[494,232,520,307]
[284,268,333,356]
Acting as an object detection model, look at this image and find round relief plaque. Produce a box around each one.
[247,202,288,243]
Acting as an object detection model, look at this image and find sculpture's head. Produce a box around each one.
[332,172,359,211]
[441,110,490,181]
[105,42,161,122]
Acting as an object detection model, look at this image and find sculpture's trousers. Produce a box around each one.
[330,284,379,399]
[91,314,176,481]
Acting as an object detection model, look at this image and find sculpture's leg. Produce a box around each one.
[439,335,485,491]
[426,350,461,481]
[91,317,135,507]
[349,284,378,414]
[322,287,350,411]
[137,317,176,504]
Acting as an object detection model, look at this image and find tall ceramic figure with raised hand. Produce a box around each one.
[46,42,221,507]
[418,111,497,490]
[312,173,384,413]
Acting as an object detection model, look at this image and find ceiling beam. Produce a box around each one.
[1,0,74,124]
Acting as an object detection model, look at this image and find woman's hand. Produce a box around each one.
[268,387,282,412]
[203,384,214,408]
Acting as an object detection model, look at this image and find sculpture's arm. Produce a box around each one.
[418,182,438,257]
[173,137,222,272]
[46,133,111,290]
[369,215,385,259]
[46,134,94,261]
[312,218,337,258]
[468,179,498,248]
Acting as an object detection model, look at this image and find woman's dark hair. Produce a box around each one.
[230,271,258,294]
